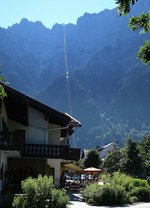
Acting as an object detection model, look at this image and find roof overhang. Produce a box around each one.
[63,163,84,173]
[65,113,82,128]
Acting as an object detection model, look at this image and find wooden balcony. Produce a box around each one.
[0,132,80,161]
[22,144,81,161]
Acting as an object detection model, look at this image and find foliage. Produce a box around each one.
[81,176,130,205]
[102,137,150,178]
[122,138,143,177]
[102,172,132,192]
[115,0,138,15]
[81,183,101,205]
[81,182,129,205]
[129,12,150,63]
[138,41,150,64]
[12,175,69,208]
[0,68,7,100]
[139,136,150,170]
[0,84,7,100]
[82,149,101,168]
[51,188,69,208]
[115,0,150,64]
[81,172,150,205]
[102,172,149,189]
[139,136,150,177]
[129,12,150,33]
[12,196,24,208]
[110,173,150,202]
[102,139,145,177]
[102,149,122,173]
[130,186,150,202]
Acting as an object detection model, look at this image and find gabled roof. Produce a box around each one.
[97,142,117,152]
[2,83,82,128]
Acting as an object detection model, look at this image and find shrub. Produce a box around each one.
[109,172,133,192]
[96,185,129,205]
[12,196,24,208]
[102,172,149,191]
[129,177,150,202]
[81,183,130,205]
[12,175,69,208]
[131,186,150,202]
[51,188,69,208]
[131,178,149,188]
[81,183,100,205]
[81,172,150,206]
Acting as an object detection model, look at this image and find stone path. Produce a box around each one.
[67,191,150,208]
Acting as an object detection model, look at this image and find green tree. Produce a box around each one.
[83,149,101,168]
[102,149,122,174]
[139,136,150,177]
[0,84,7,100]
[116,0,139,15]
[115,0,150,64]
[122,138,143,177]
[0,66,7,100]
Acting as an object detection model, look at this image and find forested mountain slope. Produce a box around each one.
[0,0,149,147]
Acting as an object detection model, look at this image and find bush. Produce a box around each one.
[81,183,100,205]
[131,178,149,188]
[52,189,69,208]
[108,172,133,192]
[129,177,150,202]
[12,196,24,208]
[131,186,150,202]
[81,183,130,205]
[81,172,150,206]
[102,172,149,191]
[12,175,69,208]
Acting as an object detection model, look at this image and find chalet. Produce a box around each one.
[0,84,81,193]
[82,142,119,161]
[97,142,120,160]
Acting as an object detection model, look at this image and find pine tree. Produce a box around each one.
[123,138,143,177]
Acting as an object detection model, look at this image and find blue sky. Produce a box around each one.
[0,0,116,29]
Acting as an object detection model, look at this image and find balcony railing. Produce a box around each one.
[0,132,80,161]
[23,144,80,161]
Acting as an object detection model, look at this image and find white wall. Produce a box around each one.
[27,107,48,144]
[1,103,63,146]
[9,119,47,144]
[48,124,61,145]
[47,159,62,187]
[8,107,49,144]
[29,107,48,129]
[0,152,7,168]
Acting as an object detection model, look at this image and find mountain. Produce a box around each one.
[0,0,150,148]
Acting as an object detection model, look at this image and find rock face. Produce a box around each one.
[0,0,150,147]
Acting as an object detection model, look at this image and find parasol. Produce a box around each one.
[84,167,102,175]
